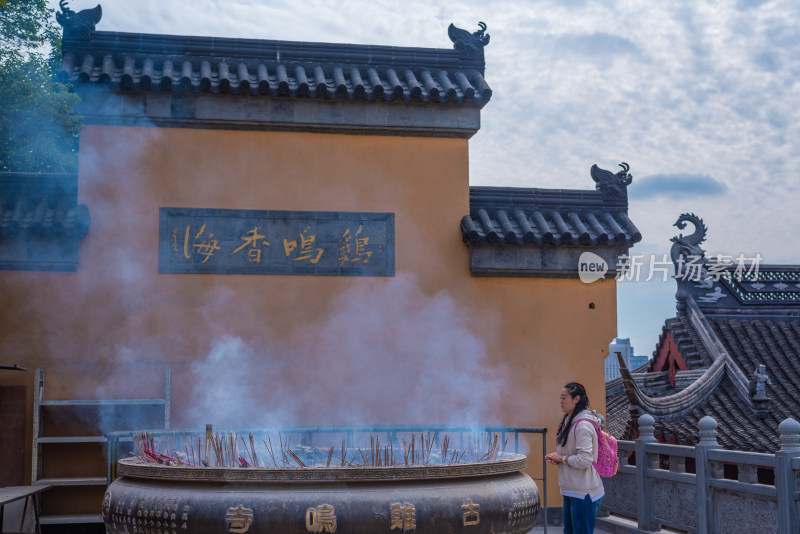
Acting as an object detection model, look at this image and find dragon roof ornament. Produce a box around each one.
[590,162,632,201]
[670,213,713,301]
[448,22,490,59]
[56,1,102,40]
[670,213,707,266]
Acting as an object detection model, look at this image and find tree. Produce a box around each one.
[0,0,82,173]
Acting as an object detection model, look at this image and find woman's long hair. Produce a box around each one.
[556,382,590,447]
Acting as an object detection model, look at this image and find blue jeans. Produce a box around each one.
[563,494,601,534]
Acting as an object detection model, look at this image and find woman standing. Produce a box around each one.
[545,382,604,534]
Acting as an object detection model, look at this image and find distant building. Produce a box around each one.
[606,338,649,381]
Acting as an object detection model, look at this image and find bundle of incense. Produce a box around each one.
[477,433,501,462]
[263,437,277,467]
[286,448,306,467]
[423,432,435,465]
[249,434,259,467]
[205,424,212,465]
[128,429,516,469]
[133,432,198,466]
[279,433,289,467]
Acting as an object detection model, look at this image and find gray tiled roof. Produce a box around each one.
[663,316,713,369]
[606,297,800,453]
[0,173,89,238]
[58,31,492,105]
[462,186,641,247]
[605,377,634,440]
[654,375,777,452]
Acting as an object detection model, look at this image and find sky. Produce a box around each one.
[50,0,800,358]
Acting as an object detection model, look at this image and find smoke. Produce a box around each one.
[8,87,513,439]
[184,274,509,429]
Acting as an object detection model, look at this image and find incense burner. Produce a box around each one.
[102,454,539,533]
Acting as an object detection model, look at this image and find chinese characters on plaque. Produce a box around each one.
[462,498,480,526]
[113,497,492,533]
[390,502,416,531]
[305,504,337,533]
[226,505,254,533]
[159,208,394,276]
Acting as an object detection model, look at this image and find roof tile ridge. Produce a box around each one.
[468,186,625,210]
[705,387,742,449]
[763,321,800,379]
[671,316,708,368]
[681,310,713,367]
[650,318,678,362]
[686,296,756,407]
[712,318,752,375]
[740,321,772,374]
[623,349,727,417]
[776,320,800,361]
[719,319,787,430]
[672,418,698,446]
[721,378,779,452]
[65,30,487,74]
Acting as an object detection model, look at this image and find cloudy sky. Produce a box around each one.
[52,0,800,357]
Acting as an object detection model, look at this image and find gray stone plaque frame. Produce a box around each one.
[159,207,394,276]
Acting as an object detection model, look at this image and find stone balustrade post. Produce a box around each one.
[694,415,720,534]
[776,418,800,534]
[635,414,659,532]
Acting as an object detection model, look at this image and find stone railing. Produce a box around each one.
[601,414,800,534]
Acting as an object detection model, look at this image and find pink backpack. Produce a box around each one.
[575,418,619,478]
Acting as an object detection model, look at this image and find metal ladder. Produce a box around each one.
[31,368,170,525]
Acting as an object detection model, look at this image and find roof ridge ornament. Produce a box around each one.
[448,22,490,59]
[749,363,771,419]
[590,162,632,201]
[56,1,102,41]
[670,213,710,296]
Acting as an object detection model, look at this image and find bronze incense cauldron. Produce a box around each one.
[102,454,539,533]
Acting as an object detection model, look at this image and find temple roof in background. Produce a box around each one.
[0,173,90,271]
[606,213,800,453]
[460,163,641,278]
[462,186,640,247]
[56,4,491,106]
[0,173,88,238]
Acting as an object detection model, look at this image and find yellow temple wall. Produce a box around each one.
[0,124,616,509]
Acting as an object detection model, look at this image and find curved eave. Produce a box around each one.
[621,356,726,418]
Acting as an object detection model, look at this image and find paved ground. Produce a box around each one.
[528,515,665,533]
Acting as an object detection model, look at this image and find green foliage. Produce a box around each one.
[0,0,59,50]
[0,0,82,173]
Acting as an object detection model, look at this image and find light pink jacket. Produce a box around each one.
[555,409,604,499]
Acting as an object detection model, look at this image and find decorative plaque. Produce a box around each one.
[159,208,394,276]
